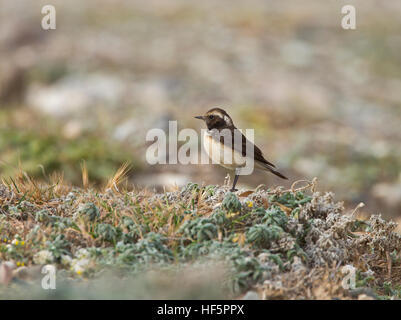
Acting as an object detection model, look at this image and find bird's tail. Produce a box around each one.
[268,167,288,180]
[258,162,288,180]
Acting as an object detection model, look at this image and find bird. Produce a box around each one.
[195,107,288,192]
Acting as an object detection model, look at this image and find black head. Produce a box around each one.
[195,107,234,130]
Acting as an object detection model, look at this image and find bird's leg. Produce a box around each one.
[230,174,239,192]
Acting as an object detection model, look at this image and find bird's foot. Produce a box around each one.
[229,188,238,192]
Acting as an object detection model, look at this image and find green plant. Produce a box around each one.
[221,192,242,213]
[246,224,282,248]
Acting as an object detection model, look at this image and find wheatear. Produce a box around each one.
[195,107,288,191]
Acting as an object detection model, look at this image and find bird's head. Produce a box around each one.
[195,107,234,130]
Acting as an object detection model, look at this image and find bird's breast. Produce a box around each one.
[202,131,246,170]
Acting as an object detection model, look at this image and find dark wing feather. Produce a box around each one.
[216,129,288,179]
[238,130,276,168]
[245,138,277,168]
[216,129,275,166]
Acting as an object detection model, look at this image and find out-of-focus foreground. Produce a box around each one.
[1,0,401,218]
[1,177,401,299]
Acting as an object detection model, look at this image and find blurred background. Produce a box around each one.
[0,0,400,217]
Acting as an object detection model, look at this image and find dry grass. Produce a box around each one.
[0,167,401,299]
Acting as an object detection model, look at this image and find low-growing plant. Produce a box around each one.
[246,224,283,248]
[1,175,400,299]
[221,192,242,213]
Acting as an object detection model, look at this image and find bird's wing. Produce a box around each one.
[216,129,277,168]
[211,128,288,179]
[237,131,289,179]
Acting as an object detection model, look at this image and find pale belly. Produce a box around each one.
[203,132,247,170]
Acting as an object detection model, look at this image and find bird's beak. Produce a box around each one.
[194,116,204,120]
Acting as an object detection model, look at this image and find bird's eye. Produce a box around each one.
[208,115,214,120]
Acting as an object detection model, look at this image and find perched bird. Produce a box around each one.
[195,107,288,191]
